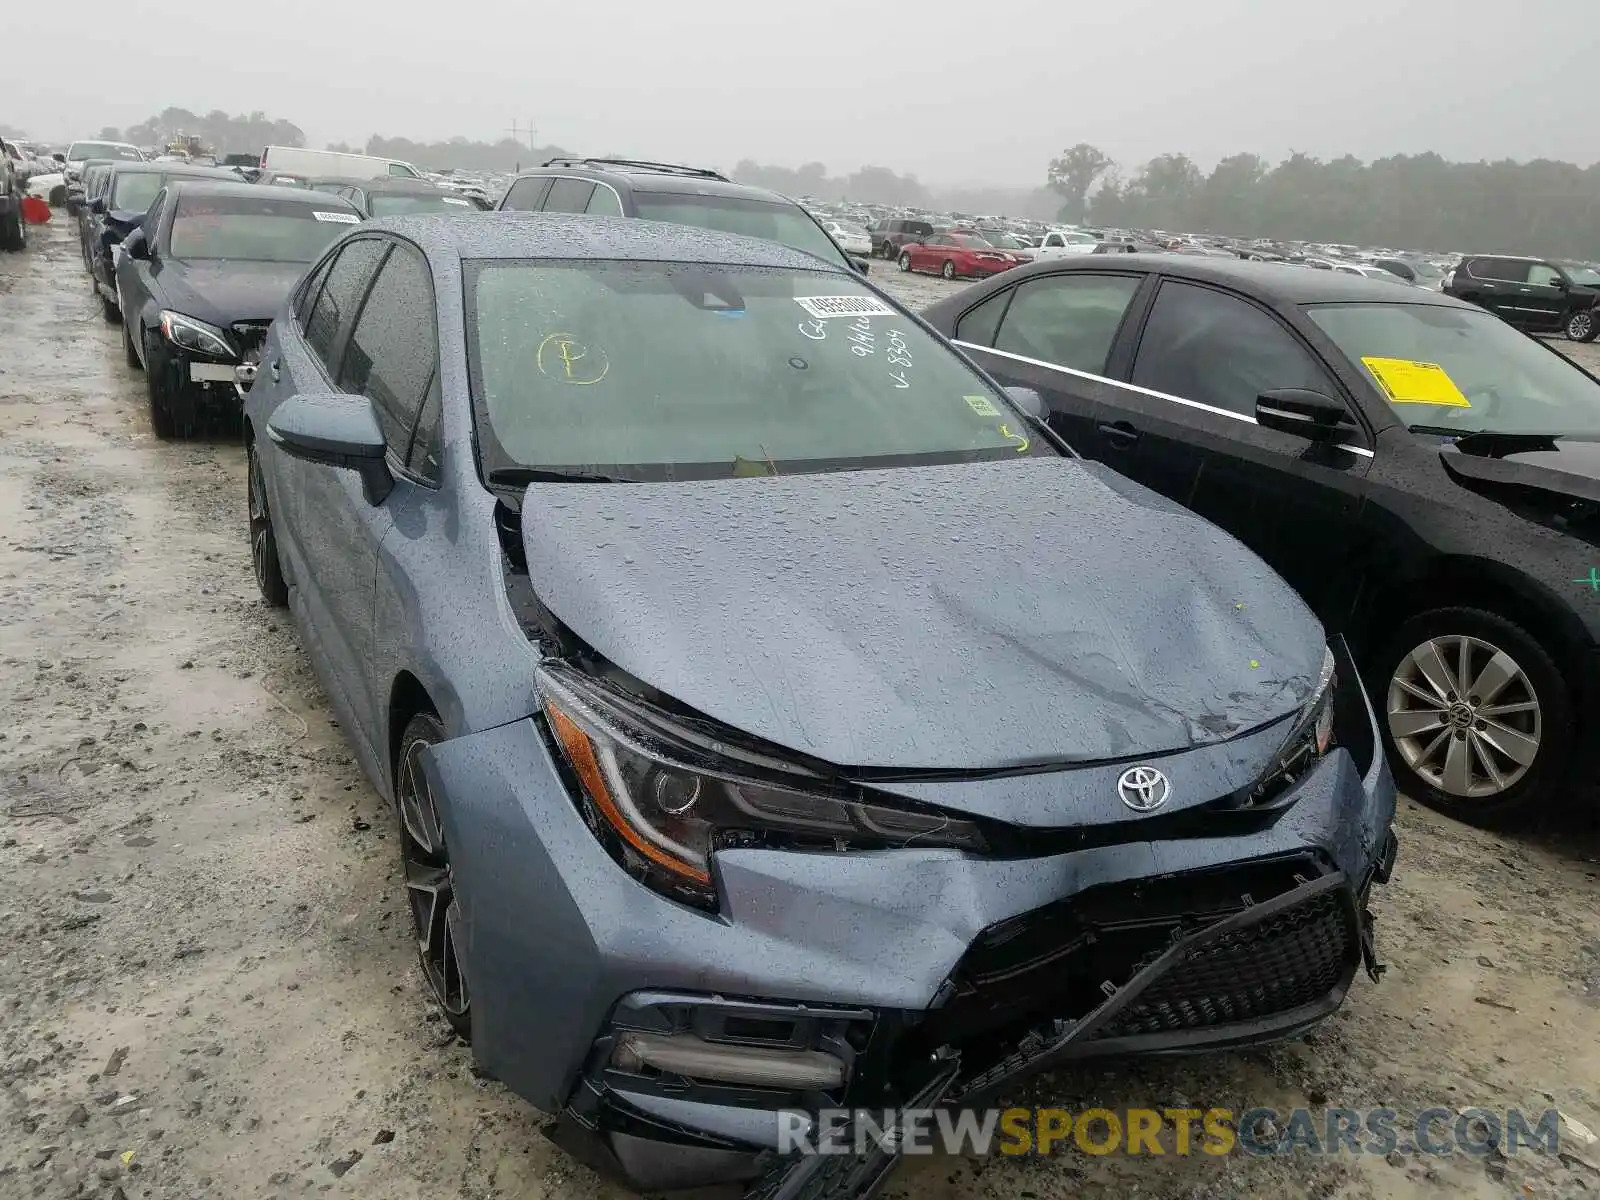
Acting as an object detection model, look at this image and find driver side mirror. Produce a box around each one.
[1255,389,1356,442]
[52,152,66,164]
[89,196,107,215]
[1551,276,1569,291]
[122,229,150,260]
[267,393,394,505]
[851,257,870,275]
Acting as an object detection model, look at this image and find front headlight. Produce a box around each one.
[1247,647,1336,804]
[538,665,986,909]
[159,310,236,359]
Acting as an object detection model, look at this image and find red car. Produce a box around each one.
[896,232,1024,280]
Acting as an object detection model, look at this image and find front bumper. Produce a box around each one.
[421,640,1397,1197]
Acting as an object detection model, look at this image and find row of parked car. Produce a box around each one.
[47,139,1600,1200]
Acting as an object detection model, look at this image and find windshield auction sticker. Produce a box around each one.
[1361,357,1470,407]
[794,295,895,320]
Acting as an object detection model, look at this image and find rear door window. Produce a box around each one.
[543,178,596,213]
[584,184,623,216]
[992,274,1142,375]
[500,176,552,212]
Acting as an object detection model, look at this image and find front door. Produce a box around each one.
[1110,278,1375,628]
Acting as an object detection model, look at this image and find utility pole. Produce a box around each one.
[506,119,537,172]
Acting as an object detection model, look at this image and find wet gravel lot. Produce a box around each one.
[2,220,1599,1200]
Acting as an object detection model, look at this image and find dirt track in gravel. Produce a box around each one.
[2,219,1599,1200]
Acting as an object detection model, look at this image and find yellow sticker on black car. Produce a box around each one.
[1361,357,1470,407]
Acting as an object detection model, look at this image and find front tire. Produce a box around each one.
[942,259,957,281]
[144,332,194,439]
[122,311,142,369]
[1374,607,1571,825]
[396,711,471,1039]
[897,251,912,272]
[247,446,289,607]
[0,206,24,252]
[1566,307,1598,343]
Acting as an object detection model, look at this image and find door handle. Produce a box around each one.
[1098,420,1140,448]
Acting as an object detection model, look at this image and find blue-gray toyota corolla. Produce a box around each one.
[243,212,1397,1199]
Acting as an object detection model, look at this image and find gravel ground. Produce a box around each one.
[2,220,1599,1200]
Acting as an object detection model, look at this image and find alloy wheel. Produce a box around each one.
[1568,310,1594,341]
[1386,634,1541,798]
[397,731,470,1027]
[942,260,956,280]
[248,455,272,592]
[898,251,911,272]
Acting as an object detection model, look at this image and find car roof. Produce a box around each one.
[166,180,361,207]
[511,161,796,203]
[358,211,848,271]
[1027,253,1467,306]
[108,162,238,178]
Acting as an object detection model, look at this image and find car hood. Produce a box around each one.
[519,458,1325,772]
[158,260,307,327]
[1439,434,1600,507]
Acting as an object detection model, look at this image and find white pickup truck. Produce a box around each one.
[1032,229,1101,259]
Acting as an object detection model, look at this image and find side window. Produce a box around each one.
[954,288,1013,347]
[1043,233,1064,248]
[928,234,951,247]
[543,178,595,213]
[406,372,443,484]
[1131,281,1338,418]
[584,184,623,216]
[293,254,335,325]
[993,274,1142,375]
[304,238,387,370]
[1528,263,1563,287]
[388,163,415,177]
[337,244,438,457]
[1472,258,1529,283]
[500,176,552,211]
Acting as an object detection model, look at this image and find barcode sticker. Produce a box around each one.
[312,211,360,224]
[794,295,895,319]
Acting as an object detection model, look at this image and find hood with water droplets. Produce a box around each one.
[519,458,1324,770]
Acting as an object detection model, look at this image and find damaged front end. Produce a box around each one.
[423,627,1395,1200]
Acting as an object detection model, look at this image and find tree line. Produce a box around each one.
[1048,142,1600,258]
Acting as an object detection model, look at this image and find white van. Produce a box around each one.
[258,146,424,181]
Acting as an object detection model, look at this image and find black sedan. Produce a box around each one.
[85,162,239,320]
[116,181,361,437]
[925,255,1600,824]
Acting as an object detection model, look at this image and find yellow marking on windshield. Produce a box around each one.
[536,332,610,386]
[999,423,1030,453]
[1361,356,1470,408]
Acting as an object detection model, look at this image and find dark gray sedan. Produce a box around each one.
[242,214,1395,1198]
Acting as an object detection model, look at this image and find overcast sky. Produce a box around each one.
[9,0,1590,185]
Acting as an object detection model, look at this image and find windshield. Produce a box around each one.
[1308,302,1600,436]
[631,193,851,269]
[829,223,869,239]
[951,234,995,249]
[169,194,358,262]
[1560,263,1600,286]
[69,142,142,163]
[982,232,1022,248]
[465,260,1047,481]
[369,192,475,217]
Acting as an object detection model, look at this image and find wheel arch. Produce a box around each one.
[1357,554,1587,671]
[388,671,441,796]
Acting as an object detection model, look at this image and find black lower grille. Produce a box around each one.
[1095,887,1354,1038]
[231,322,271,362]
[900,855,1351,1077]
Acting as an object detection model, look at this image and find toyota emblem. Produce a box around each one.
[1117,766,1171,813]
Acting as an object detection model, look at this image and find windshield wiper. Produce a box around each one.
[1407,424,1484,438]
[487,466,631,485]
